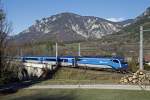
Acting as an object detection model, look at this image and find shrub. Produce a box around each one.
[128,60,138,72]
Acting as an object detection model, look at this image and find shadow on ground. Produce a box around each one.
[11,91,77,100]
[0,65,61,96]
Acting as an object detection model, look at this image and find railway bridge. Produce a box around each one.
[17,61,58,80]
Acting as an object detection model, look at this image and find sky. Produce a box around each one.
[2,0,150,35]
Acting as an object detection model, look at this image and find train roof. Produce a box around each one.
[21,56,125,60]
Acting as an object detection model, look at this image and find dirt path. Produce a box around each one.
[25,84,150,91]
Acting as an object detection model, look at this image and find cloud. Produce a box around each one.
[106,17,125,22]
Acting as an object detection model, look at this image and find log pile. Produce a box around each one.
[120,70,150,85]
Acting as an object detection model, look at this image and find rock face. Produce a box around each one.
[13,12,129,44]
[136,7,150,20]
[120,70,150,85]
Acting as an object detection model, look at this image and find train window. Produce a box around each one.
[75,58,81,61]
[63,59,68,62]
[121,62,127,64]
[58,59,63,62]
[25,58,39,60]
[113,60,119,63]
[45,58,56,61]
[76,59,81,61]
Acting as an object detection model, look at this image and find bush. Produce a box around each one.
[128,60,138,72]
[144,63,150,71]
[0,70,19,85]
[0,62,21,85]
[128,60,150,72]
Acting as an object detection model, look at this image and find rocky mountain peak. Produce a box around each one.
[13,12,132,44]
[144,7,150,16]
[136,7,150,20]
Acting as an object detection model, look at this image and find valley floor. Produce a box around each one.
[1,67,150,100]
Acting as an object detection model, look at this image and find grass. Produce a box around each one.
[1,89,150,100]
[36,67,124,85]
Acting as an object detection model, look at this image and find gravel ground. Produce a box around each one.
[26,84,150,91]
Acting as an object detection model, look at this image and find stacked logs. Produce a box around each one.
[120,70,150,85]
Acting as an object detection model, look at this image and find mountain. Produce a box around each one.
[116,19,135,26]
[136,7,150,20]
[12,12,128,44]
[102,7,150,44]
[9,7,150,57]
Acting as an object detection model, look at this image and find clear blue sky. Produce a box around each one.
[2,0,150,35]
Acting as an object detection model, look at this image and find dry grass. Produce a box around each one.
[1,89,150,100]
[37,67,124,85]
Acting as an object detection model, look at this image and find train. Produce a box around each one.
[19,56,128,71]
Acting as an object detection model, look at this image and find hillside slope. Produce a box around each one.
[12,12,127,44]
[102,7,150,44]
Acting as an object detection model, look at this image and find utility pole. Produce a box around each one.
[56,42,58,62]
[139,26,150,70]
[20,48,23,57]
[78,43,81,56]
[139,26,143,70]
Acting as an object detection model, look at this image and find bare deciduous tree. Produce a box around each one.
[0,2,11,76]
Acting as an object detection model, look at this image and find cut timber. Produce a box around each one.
[120,70,150,85]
